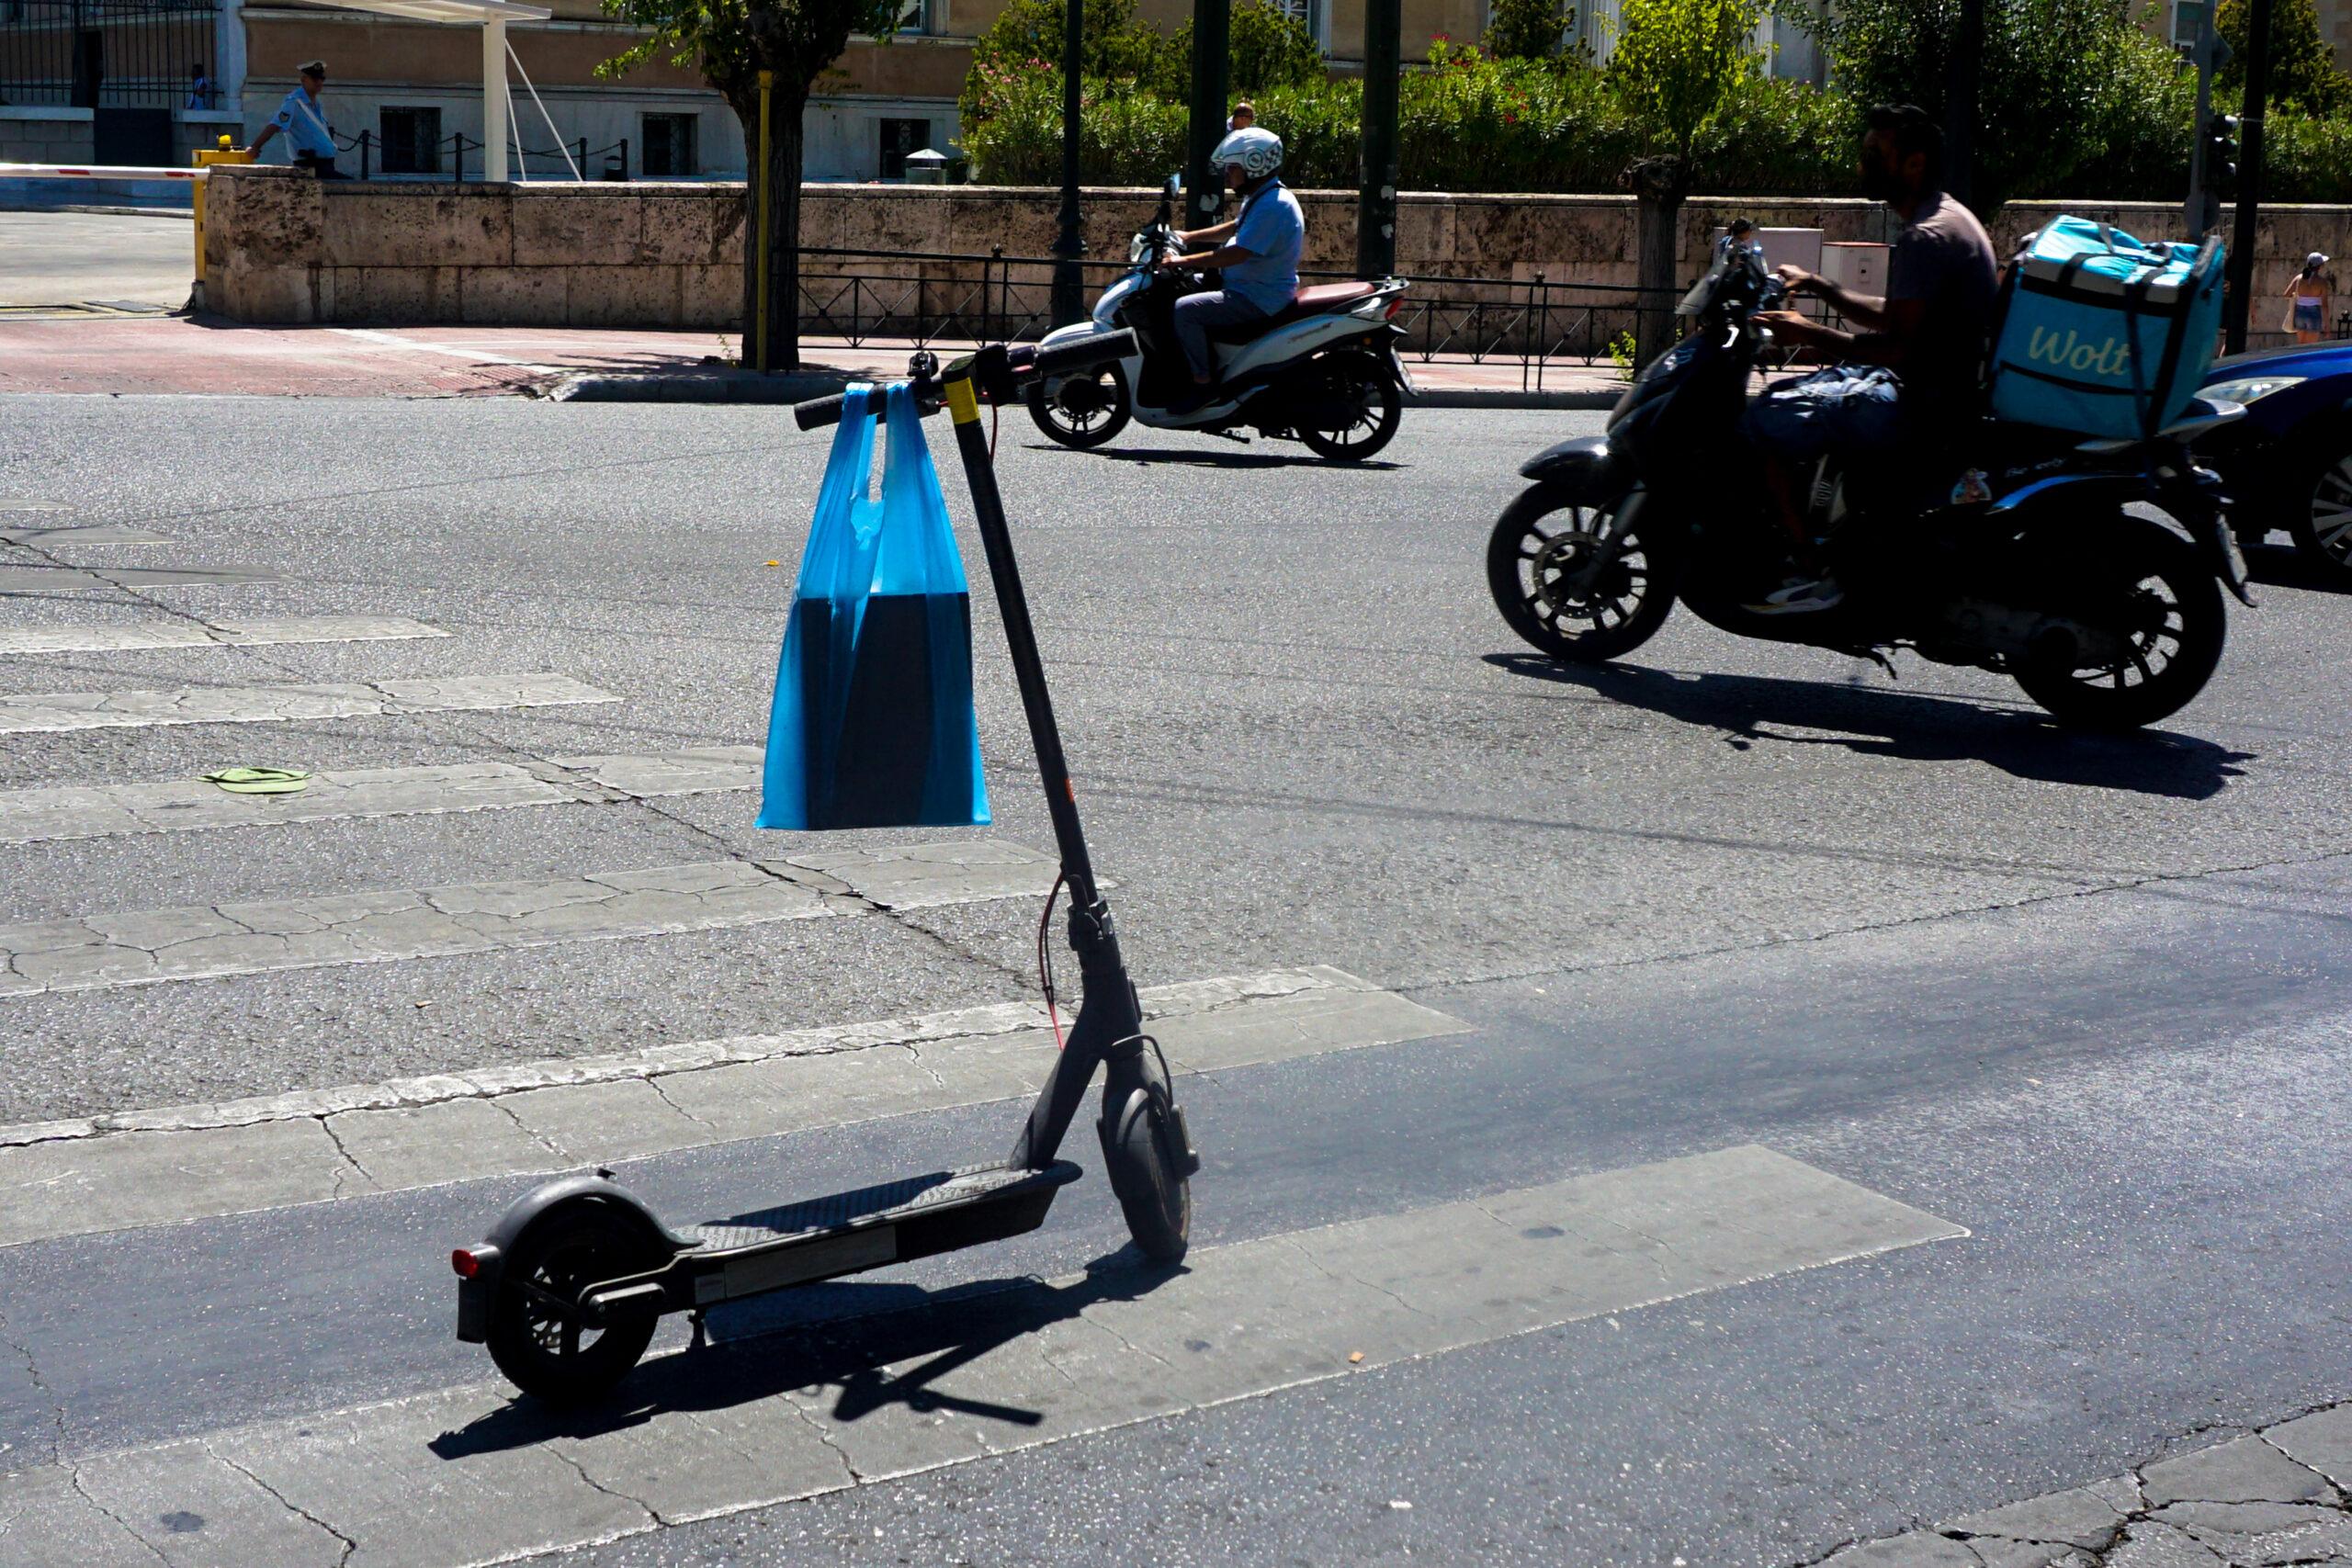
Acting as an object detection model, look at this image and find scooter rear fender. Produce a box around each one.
[1519,434,1632,500]
[454,1175,692,1342]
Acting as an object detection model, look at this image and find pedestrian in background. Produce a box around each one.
[247,62,344,178]
[2285,252,2334,344]
[1227,101,1255,131]
[186,63,212,110]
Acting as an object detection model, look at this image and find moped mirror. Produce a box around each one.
[1165,173,1181,197]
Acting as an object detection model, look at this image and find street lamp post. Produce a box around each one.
[1050,0,1085,326]
[1356,0,1400,278]
[1185,0,1231,229]
[2225,0,2274,353]
[1943,0,1982,209]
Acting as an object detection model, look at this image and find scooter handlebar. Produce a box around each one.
[792,330,1136,430]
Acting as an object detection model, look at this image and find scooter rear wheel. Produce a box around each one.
[487,1202,663,1406]
[1027,365,1133,449]
[1102,1086,1191,1262]
[1296,351,1402,462]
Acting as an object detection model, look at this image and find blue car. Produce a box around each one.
[2199,342,2352,582]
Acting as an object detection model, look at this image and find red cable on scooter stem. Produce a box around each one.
[1036,870,1067,1050]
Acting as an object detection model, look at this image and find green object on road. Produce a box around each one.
[202,766,311,795]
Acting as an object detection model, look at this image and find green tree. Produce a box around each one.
[601,0,900,369]
[1166,0,1326,96]
[1820,0,2177,210]
[1607,0,1760,354]
[1483,0,1579,62]
[2217,0,2352,116]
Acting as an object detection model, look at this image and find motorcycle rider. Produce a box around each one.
[1742,103,2000,614]
[1159,127,1304,414]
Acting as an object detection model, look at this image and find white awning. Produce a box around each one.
[308,0,556,179]
[321,0,549,22]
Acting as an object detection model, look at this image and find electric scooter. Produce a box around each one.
[451,329,1202,1406]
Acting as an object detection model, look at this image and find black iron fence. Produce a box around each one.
[0,0,216,109]
[331,129,633,183]
[790,246,1672,386]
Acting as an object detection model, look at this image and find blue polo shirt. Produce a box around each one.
[271,87,337,159]
[1227,179,1304,314]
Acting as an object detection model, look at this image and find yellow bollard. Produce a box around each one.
[191,135,255,293]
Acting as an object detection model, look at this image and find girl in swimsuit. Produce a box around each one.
[2287,253,2334,344]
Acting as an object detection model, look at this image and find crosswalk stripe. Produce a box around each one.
[0,967,1459,1246]
[0,564,277,592]
[0,749,761,845]
[0,1145,1963,1568]
[0,525,173,546]
[0,671,613,735]
[0,614,446,657]
[0,840,1058,1003]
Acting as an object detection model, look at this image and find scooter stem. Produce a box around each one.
[938,361,1145,1168]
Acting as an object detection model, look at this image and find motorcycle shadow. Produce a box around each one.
[1027,444,1404,471]
[1485,652,2251,801]
[2244,542,2351,595]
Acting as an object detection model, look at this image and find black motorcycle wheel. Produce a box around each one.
[2010,517,2226,732]
[2284,424,2352,583]
[485,1203,664,1407]
[1487,483,1676,663]
[1296,352,1402,462]
[1026,364,1132,450]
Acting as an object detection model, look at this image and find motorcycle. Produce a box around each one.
[1027,173,1416,463]
[1485,235,2254,731]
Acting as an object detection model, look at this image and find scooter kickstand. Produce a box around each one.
[687,1309,707,1350]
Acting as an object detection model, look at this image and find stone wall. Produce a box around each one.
[201,166,2352,350]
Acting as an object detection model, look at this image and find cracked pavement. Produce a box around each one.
[6,398,2352,1563]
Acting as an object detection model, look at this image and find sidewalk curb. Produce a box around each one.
[544,370,1620,412]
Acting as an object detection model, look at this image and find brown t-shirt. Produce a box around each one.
[1885,189,2000,427]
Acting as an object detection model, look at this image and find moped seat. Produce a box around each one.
[1205,281,1383,343]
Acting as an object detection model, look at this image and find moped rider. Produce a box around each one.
[1159,127,1304,414]
[1741,103,1998,614]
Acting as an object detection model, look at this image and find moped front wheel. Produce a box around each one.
[1027,364,1132,449]
[1487,483,1676,663]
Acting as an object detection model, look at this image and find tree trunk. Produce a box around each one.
[1632,183,1684,367]
[733,88,807,371]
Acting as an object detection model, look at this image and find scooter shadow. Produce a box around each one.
[429,1251,1185,1458]
[1486,652,2252,801]
[1025,442,1404,471]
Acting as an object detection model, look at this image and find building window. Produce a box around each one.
[892,0,934,34]
[878,116,931,181]
[1269,0,1327,49]
[640,112,698,176]
[379,107,441,175]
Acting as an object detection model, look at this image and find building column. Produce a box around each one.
[218,0,248,116]
[483,17,508,182]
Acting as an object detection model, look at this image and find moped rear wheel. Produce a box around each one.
[1027,364,1132,449]
[1296,351,1402,462]
[2010,517,2225,731]
[1487,483,1676,663]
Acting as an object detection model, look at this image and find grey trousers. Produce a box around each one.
[1171,290,1269,379]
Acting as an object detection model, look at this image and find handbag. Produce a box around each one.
[757,381,990,831]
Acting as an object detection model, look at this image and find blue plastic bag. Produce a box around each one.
[758,382,990,831]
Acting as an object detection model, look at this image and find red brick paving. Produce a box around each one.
[0,316,1620,400]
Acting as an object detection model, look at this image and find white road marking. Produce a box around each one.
[0,671,614,734]
[0,967,1461,1245]
[0,614,446,657]
[0,1145,1963,1568]
[330,327,555,372]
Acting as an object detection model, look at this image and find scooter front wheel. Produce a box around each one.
[486,1201,663,1406]
[1101,1085,1191,1262]
[1027,364,1133,450]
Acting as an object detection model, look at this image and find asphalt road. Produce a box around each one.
[0,209,192,310]
[2,397,2349,1565]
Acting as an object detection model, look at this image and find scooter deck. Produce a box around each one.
[673,1160,1082,1310]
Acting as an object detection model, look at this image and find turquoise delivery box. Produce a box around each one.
[1987,217,2225,441]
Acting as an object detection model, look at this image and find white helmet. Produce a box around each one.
[1213,126,1283,181]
